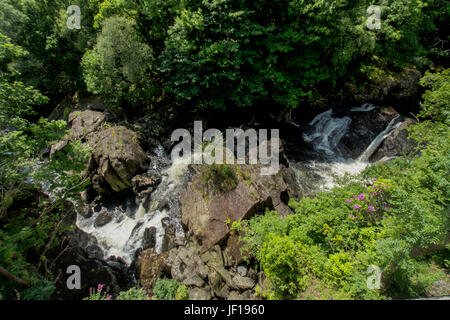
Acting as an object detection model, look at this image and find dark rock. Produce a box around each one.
[142,227,157,250]
[135,249,170,290]
[371,118,418,161]
[94,211,113,228]
[131,173,161,197]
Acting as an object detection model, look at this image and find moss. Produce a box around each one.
[201,163,238,194]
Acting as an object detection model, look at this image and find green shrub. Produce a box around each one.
[116,287,149,300]
[152,278,182,300]
[175,285,189,300]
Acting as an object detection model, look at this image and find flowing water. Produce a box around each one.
[76,104,403,264]
[76,146,193,264]
[291,106,402,193]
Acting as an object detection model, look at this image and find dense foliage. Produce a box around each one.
[0,31,89,299]
[1,0,448,114]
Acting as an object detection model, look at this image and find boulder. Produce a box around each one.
[135,249,170,290]
[131,173,161,198]
[170,247,209,287]
[68,110,105,142]
[224,231,251,265]
[94,211,113,228]
[232,274,255,291]
[87,126,149,193]
[180,163,294,251]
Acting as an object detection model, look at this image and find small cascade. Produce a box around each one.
[76,146,193,265]
[302,109,352,156]
[357,115,402,162]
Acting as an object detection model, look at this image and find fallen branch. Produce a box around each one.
[0,267,30,288]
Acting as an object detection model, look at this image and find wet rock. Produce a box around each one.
[51,227,132,300]
[79,205,93,219]
[142,227,157,250]
[371,118,418,161]
[188,287,212,300]
[94,211,113,228]
[340,106,400,159]
[161,218,176,252]
[136,249,169,290]
[131,173,161,198]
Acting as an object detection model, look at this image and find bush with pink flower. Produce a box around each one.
[345,178,392,225]
[83,284,112,301]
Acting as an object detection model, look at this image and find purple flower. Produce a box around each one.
[368,206,375,211]
[349,214,354,218]
[358,194,365,200]
[98,284,104,292]
[353,205,360,210]
[373,178,378,181]
[355,216,360,219]
[346,199,352,203]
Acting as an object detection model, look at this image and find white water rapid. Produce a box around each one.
[76,146,192,264]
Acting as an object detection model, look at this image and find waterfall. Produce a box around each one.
[292,106,402,192]
[303,109,352,156]
[357,115,402,162]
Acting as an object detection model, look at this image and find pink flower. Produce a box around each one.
[346,199,352,203]
[353,205,360,210]
[98,284,104,292]
[349,214,354,218]
[373,178,378,181]
[107,295,112,300]
[368,206,375,211]
[358,194,365,200]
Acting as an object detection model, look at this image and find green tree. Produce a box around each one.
[82,16,157,115]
